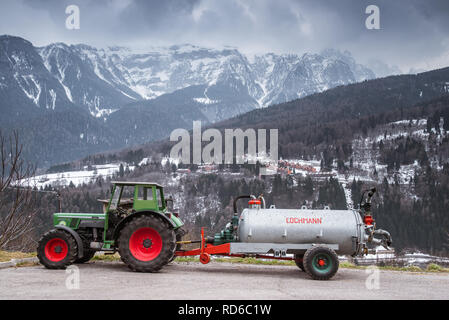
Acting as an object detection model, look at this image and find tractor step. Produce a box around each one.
[90,241,103,249]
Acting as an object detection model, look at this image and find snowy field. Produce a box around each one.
[24,163,135,189]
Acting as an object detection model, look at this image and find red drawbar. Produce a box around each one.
[174,227,296,263]
[129,227,163,261]
[44,238,68,262]
[176,228,231,261]
[176,243,231,257]
[248,199,261,205]
[364,215,374,225]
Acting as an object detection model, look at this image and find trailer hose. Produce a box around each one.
[233,195,255,214]
[373,229,392,247]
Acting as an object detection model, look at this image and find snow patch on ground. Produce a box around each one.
[93,108,117,118]
[193,97,219,105]
[24,163,135,188]
[161,156,180,167]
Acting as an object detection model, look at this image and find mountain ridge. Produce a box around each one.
[0,34,383,166]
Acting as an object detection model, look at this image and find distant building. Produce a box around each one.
[176,168,191,174]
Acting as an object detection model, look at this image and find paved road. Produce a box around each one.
[1,261,448,299]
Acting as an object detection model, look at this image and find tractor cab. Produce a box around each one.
[104,181,183,240]
[99,181,167,214]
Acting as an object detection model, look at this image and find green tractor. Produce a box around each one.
[37,181,185,272]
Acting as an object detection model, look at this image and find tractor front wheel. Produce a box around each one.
[118,215,175,272]
[37,229,78,269]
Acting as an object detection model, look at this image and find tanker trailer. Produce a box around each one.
[176,188,392,280]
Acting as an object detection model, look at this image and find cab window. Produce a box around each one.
[156,187,163,208]
[121,186,134,199]
[109,186,122,210]
[137,187,154,201]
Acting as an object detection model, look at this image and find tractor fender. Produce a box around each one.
[113,211,176,241]
[55,225,84,259]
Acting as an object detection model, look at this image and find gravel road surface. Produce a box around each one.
[1,261,448,299]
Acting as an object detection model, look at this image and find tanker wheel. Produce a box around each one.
[74,250,96,264]
[294,254,305,272]
[303,246,339,280]
[37,229,78,269]
[118,215,175,272]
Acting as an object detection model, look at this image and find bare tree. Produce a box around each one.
[0,130,37,250]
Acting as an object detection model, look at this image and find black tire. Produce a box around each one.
[294,254,305,272]
[37,229,78,269]
[74,250,96,264]
[303,246,339,280]
[169,232,183,263]
[118,215,175,272]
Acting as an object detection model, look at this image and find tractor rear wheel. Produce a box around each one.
[169,232,183,263]
[294,254,305,272]
[37,229,78,269]
[118,215,175,272]
[303,246,339,280]
[75,250,96,264]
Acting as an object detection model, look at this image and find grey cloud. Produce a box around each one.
[0,0,448,72]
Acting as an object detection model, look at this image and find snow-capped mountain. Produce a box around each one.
[26,38,375,121]
[0,34,378,166]
[251,50,375,107]
[37,43,140,117]
[0,36,74,123]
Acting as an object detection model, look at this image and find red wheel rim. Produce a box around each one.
[44,238,68,262]
[129,227,163,261]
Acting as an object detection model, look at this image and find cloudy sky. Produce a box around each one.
[1,0,449,74]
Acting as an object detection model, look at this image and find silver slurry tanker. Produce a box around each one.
[219,188,392,280]
[237,208,364,255]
